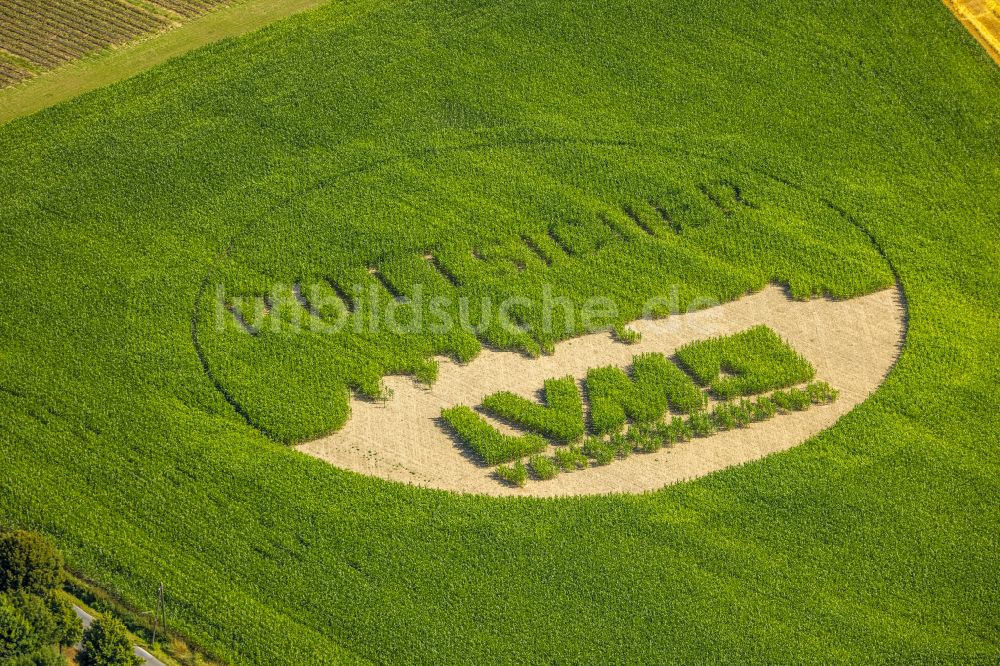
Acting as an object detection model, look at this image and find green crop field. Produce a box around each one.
[1,0,998,663]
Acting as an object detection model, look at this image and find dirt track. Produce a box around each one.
[297,285,906,497]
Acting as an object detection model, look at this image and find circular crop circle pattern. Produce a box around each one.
[193,139,905,496]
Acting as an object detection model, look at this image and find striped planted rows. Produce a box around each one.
[0,58,31,85]
[0,0,228,87]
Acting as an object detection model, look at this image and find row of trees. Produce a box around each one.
[0,530,140,665]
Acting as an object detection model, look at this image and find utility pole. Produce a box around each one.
[158,582,167,638]
[151,582,166,646]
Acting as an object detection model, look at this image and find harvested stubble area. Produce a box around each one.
[0,0,227,86]
[298,285,905,496]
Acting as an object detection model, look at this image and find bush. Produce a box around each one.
[528,455,559,481]
[806,381,839,403]
[0,533,80,665]
[0,532,64,596]
[554,446,588,471]
[711,404,737,431]
[666,416,693,442]
[495,461,528,487]
[733,400,753,427]
[15,645,66,666]
[440,406,547,465]
[587,353,704,434]
[613,324,641,344]
[80,616,141,666]
[750,396,777,421]
[16,645,67,665]
[628,426,661,453]
[481,376,584,443]
[773,388,811,412]
[689,410,716,437]
[609,433,632,458]
[582,438,615,465]
[675,325,815,399]
[651,422,674,446]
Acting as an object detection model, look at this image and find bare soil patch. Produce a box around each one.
[297,285,905,496]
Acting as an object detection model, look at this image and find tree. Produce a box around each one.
[0,532,64,595]
[11,645,67,666]
[7,592,57,653]
[0,595,33,660]
[46,593,82,649]
[0,532,79,665]
[79,616,141,666]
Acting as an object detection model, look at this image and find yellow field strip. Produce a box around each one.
[943,0,1000,65]
[0,0,329,126]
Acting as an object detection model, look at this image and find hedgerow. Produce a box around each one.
[675,325,815,398]
[481,376,584,443]
[440,406,547,465]
[587,353,704,434]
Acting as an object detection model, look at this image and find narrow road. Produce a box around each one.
[72,605,166,666]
